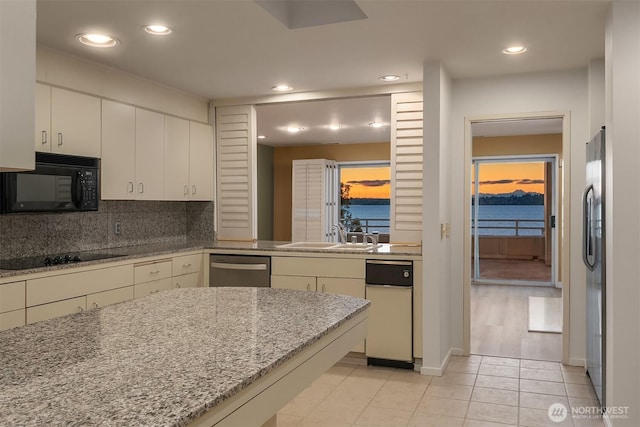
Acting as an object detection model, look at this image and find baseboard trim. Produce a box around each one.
[568,358,586,368]
[420,348,453,376]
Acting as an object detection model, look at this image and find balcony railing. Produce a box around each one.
[342,218,390,234]
[472,218,545,236]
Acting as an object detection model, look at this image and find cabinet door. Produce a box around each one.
[135,108,165,200]
[189,121,214,201]
[35,83,51,152]
[172,253,202,277]
[0,310,25,331]
[51,88,101,157]
[271,275,316,291]
[101,100,136,199]
[27,296,87,324]
[413,260,423,358]
[87,286,134,310]
[164,116,190,200]
[319,277,366,353]
[0,281,25,313]
[133,278,172,299]
[173,272,200,289]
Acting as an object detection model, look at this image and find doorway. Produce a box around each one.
[464,114,569,363]
[471,156,558,286]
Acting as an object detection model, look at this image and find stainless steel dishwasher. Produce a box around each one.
[210,255,271,287]
[365,259,413,369]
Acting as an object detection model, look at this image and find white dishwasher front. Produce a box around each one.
[365,260,413,369]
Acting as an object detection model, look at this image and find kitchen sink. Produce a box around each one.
[331,243,382,251]
[276,242,340,249]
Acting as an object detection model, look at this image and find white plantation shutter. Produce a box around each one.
[291,159,337,242]
[390,92,423,242]
[215,105,257,240]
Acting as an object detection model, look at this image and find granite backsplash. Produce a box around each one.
[0,200,214,260]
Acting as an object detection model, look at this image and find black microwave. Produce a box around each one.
[0,152,100,214]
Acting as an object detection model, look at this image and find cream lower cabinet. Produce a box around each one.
[26,264,134,324]
[413,259,423,359]
[134,259,172,298]
[0,280,26,331]
[271,256,365,353]
[172,253,204,289]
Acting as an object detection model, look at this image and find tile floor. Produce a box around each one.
[276,355,604,427]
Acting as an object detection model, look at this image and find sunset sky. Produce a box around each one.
[473,162,545,194]
[340,166,390,199]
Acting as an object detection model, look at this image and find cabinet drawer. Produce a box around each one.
[87,286,134,310]
[272,257,364,278]
[27,296,87,324]
[134,260,172,284]
[172,254,202,276]
[0,281,25,313]
[27,265,133,306]
[172,273,200,289]
[0,309,25,331]
[134,278,172,299]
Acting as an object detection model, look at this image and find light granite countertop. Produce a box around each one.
[0,239,421,279]
[0,287,370,426]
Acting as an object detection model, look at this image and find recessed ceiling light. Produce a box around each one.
[328,124,342,130]
[379,75,400,82]
[143,25,173,36]
[76,33,119,48]
[502,46,527,55]
[284,126,304,133]
[369,121,384,128]
[272,84,293,92]
[257,135,266,139]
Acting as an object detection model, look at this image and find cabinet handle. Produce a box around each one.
[306,283,310,291]
[150,290,159,294]
[138,183,144,194]
[192,185,197,195]
[184,185,189,196]
[150,270,160,275]
[92,302,99,309]
[128,182,134,193]
[176,283,181,288]
[321,284,326,292]
[77,306,84,312]
[41,131,47,145]
[57,133,63,146]
[183,263,191,268]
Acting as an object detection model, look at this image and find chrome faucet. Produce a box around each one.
[364,232,379,245]
[333,224,347,243]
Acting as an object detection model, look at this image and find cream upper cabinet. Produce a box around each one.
[50,87,101,157]
[189,121,214,201]
[135,108,165,200]
[101,100,136,199]
[35,83,52,152]
[164,116,190,200]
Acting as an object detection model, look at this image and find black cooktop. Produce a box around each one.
[0,252,125,271]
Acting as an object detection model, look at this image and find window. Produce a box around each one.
[338,162,391,234]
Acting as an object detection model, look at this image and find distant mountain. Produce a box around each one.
[349,198,390,205]
[474,190,543,205]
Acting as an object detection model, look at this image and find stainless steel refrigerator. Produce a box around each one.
[583,126,606,406]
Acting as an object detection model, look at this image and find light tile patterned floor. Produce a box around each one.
[276,355,605,427]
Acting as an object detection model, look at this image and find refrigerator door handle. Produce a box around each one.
[583,184,596,271]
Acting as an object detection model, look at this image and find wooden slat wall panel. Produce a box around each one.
[390,92,424,241]
[216,105,257,240]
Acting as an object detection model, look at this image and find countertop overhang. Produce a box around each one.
[0,287,370,426]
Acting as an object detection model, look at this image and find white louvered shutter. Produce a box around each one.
[215,105,257,240]
[291,159,337,242]
[390,92,423,242]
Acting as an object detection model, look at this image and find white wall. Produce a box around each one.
[421,61,453,374]
[449,69,589,364]
[605,2,640,424]
[36,46,209,123]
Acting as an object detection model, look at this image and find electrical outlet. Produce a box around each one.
[114,221,121,235]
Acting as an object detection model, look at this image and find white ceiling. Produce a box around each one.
[35,0,610,145]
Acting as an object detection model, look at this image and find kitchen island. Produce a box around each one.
[0,287,369,426]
